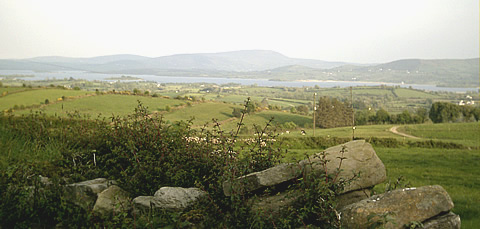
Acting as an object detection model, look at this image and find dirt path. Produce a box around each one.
[389,126,421,139]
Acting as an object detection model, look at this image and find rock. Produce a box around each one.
[133,187,207,213]
[300,140,386,193]
[251,188,371,217]
[340,185,454,229]
[223,163,302,196]
[422,212,461,229]
[251,191,300,216]
[336,188,371,209]
[64,178,116,209]
[93,185,132,216]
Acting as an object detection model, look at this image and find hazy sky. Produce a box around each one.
[0,0,478,63]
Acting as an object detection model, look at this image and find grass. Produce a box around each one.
[221,110,313,132]
[374,147,480,229]
[0,88,92,111]
[0,123,62,170]
[15,94,185,118]
[394,88,438,98]
[400,122,480,148]
[0,87,31,95]
[162,102,240,126]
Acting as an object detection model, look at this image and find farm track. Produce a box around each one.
[389,126,421,139]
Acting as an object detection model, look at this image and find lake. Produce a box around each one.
[0,70,478,93]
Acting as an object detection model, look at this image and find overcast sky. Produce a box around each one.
[0,0,478,63]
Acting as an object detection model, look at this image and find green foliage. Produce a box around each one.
[315,96,353,128]
[429,102,460,123]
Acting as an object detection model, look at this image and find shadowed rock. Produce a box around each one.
[223,163,302,196]
[93,185,132,216]
[133,187,207,213]
[64,178,117,210]
[422,212,461,229]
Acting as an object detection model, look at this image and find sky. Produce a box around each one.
[0,0,478,63]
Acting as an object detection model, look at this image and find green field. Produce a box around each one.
[15,94,185,118]
[400,122,480,147]
[0,87,31,95]
[162,102,240,126]
[0,88,93,111]
[375,147,480,229]
[221,110,312,132]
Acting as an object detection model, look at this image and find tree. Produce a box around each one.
[315,97,353,128]
[396,110,412,124]
[415,107,429,123]
[429,102,460,123]
[232,108,243,118]
[296,105,309,115]
[375,108,390,124]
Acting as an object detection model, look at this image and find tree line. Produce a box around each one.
[314,98,479,129]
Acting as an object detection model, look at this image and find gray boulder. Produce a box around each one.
[223,163,302,196]
[423,212,461,229]
[64,178,116,209]
[336,189,371,209]
[133,187,207,213]
[93,185,132,216]
[340,185,454,229]
[300,140,386,193]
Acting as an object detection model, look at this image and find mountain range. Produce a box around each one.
[0,50,478,87]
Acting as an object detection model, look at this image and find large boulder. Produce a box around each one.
[133,187,207,213]
[340,185,455,229]
[64,178,117,209]
[300,140,386,193]
[223,140,385,197]
[223,163,302,196]
[251,188,371,217]
[93,185,132,216]
[423,212,461,229]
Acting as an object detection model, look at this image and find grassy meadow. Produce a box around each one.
[400,123,480,148]
[0,88,93,111]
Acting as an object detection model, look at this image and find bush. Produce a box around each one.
[0,101,357,228]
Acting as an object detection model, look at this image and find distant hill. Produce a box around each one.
[0,51,478,87]
[0,50,345,73]
[245,58,479,88]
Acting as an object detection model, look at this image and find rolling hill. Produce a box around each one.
[0,51,478,87]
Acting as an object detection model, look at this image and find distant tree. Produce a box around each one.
[44,99,50,104]
[315,96,353,128]
[246,102,256,114]
[165,105,171,112]
[415,107,429,123]
[429,102,460,123]
[473,107,480,121]
[396,110,412,124]
[133,88,140,94]
[375,108,390,124]
[290,107,297,113]
[296,105,309,115]
[144,91,150,96]
[232,108,243,118]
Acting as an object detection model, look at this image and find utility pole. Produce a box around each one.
[351,86,355,140]
[313,92,317,136]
